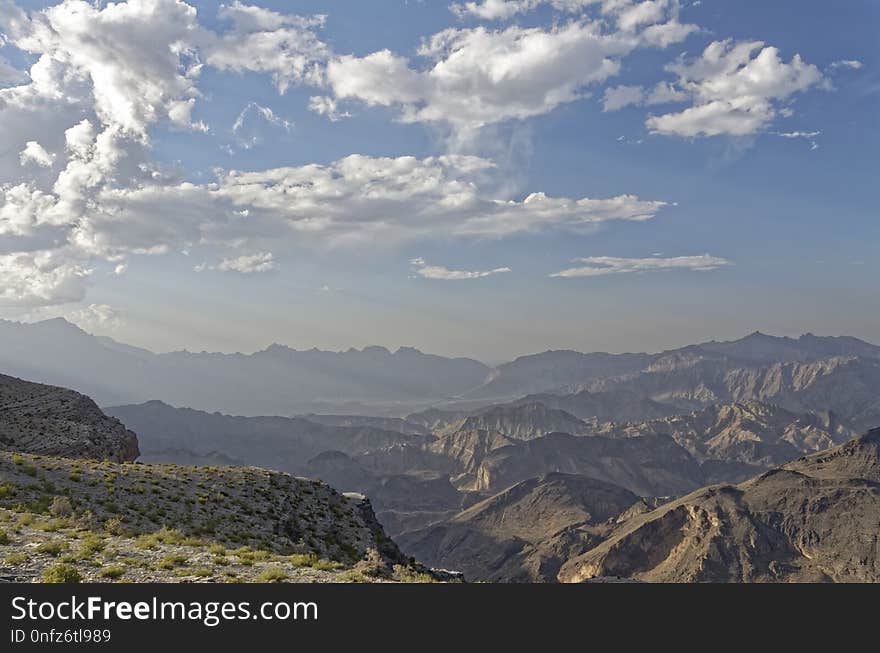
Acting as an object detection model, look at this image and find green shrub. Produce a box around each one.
[98,566,126,580]
[0,530,9,545]
[78,535,106,556]
[42,564,82,584]
[256,567,288,583]
[36,541,68,556]
[5,552,28,565]
[156,554,188,570]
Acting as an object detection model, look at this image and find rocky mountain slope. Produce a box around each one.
[559,428,880,583]
[458,432,704,496]
[431,402,591,439]
[513,389,677,422]
[398,473,639,582]
[584,354,880,431]
[594,401,854,481]
[1,374,139,463]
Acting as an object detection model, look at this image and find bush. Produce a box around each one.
[42,564,82,584]
[50,496,73,517]
[256,567,288,583]
[156,554,188,570]
[98,566,126,580]
[36,541,68,556]
[0,530,10,545]
[5,552,28,565]
[103,517,125,536]
[78,534,106,556]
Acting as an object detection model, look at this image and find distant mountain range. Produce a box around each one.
[3,318,880,418]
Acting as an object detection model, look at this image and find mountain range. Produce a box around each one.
[4,319,880,420]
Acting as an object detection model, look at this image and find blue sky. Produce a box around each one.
[0,0,877,361]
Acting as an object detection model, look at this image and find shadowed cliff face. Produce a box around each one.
[0,373,139,463]
[559,429,880,583]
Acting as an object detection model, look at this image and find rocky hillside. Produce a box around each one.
[514,389,677,422]
[595,401,854,480]
[0,451,435,583]
[1,374,139,463]
[584,354,880,431]
[398,473,639,582]
[458,432,704,496]
[559,428,880,583]
[433,402,591,440]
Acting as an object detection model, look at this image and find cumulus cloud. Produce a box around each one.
[195,252,277,274]
[19,141,55,167]
[450,0,598,20]
[0,251,91,306]
[646,40,824,137]
[550,254,730,277]
[214,155,669,244]
[203,1,328,93]
[410,257,511,280]
[325,5,695,133]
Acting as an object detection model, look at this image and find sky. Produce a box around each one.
[0,0,877,362]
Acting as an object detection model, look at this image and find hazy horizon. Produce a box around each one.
[6,315,880,365]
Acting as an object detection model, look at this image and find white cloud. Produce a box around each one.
[410,257,511,280]
[602,85,644,111]
[67,302,123,331]
[18,140,55,167]
[308,95,351,121]
[0,250,91,306]
[231,102,293,149]
[775,131,820,139]
[203,1,328,93]
[646,40,824,137]
[214,155,668,244]
[829,59,863,70]
[325,7,695,133]
[602,80,688,111]
[450,0,598,20]
[195,252,277,274]
[0,1,676,307]
[550,254,730,277]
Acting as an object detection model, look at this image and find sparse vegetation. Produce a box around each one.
[42,564,82,584]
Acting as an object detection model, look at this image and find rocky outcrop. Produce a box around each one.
[439,402,590,440]
[559,429,880,583]
[461,432,704,496]
[595,400,855,479]
[0,373,139,463]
